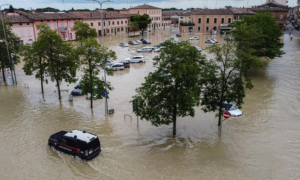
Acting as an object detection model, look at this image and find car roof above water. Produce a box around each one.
[64,130,97,143]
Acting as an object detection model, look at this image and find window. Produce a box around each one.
[62,22,64,28]
[98,22,101,26]
[214,18,217,23]
[198,18,201,23]
[19,23,22,25]
[70,33,72,39]
[121,27,123,31]
[117,28,120,32]
[90,22,93,26]
[28,30,31,37]
[180,17,183,19]
[228,18,231,23]
[206,27,209,32]
[27,23,30,25]
[117,21,119,25]
[121,21,123,24]
[198,27,201,31]
[111,28,113,33]
[125,20,127,24]
[206,18,209,23]
[54,23,57,29]
[280,15,283,19]
[68,22,71,28]
[62,34,65,40]
[107,29,109,33]
[112,21,114,25]
[48,23,51,28]
[221,18,224,23]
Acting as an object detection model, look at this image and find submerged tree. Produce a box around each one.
[35,23,79,99]
[72,21,97,40]
[0,20,21,82]
[130,14,152,37]
[133,39,206,135]
[201,42,245,126]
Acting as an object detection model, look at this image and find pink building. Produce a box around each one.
[129,4,162,30]
[15,11,81,41]
[4,12,35,45]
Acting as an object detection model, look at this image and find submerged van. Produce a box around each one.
[48,130,101,160]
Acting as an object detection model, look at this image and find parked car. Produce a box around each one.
[140,38,151,44]
[222,102,243,117]
[119,60,130,68]
[48,129,101,160]
[137,47,153,52]
[178,40,187,43]
[211,39,219,43]
[224,37,234,41]
[205,39,216,44]
[128,41,138,45]
[71,84,82,96]
[176,33,181,37]
[74,83,81,89]
[107,63,125,71]
[125,56,146,63]
[189,36,200,40]
[191,46,202,52]
[119,42,129,47]
[100,59,114,66]
[135,40,143,44]
[154,46,165,52]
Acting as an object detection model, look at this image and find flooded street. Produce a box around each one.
[1,28,300,179]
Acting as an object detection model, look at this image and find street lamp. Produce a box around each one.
[0,4,11,82]
[88,0,113,117]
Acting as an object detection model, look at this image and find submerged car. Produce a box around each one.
[128,41,138,45]
[137,47,153,52]
[140,38,151,44]
[189,36,200,40]
[119,42,129,47]
[71,84,82,96]
[205,39,215,44]
[191,46,202,52]
[176,33,181,37]
[222,102,243,117]
[107,63,125,71]
[125,56,146,63]
[224,37,234,41]
[48,129,101,160]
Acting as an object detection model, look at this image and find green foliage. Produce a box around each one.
[130,14,152,36]
[0,20,21,82]
[232,12,285,89]
[72,21,97,40]
[8,5,14,12]
[35,7,60,12]
[73,27,116,108]
[35,23,79,99]
[201,42,245,126]
[106,8,115,11]
[133,39,206,135]
[129,21,139,35]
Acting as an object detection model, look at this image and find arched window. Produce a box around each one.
[206,27,209,31]
[198,27,201,31]
[213,27,217,30]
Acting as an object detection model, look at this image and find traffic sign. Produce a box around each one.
[223,112,230,119]
[103,92,108,97]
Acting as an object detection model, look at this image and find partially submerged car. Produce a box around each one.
[48,130,101,160]
[222,102,243,117]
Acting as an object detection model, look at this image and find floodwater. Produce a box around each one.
[1,28,300,180]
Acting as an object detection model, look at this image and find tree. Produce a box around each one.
[130,14,152,37]
[72,21,97,40]
[8,5,14,12]
[106,8,115,11]
[21,42,47,94]
[75,38,116,108]
[232,12,284,89]
[133,39,206,135]
[201,42,245,127]
[129,21,139,36]
[36,23,79,99]
[35,7,60,12]
[0,20,21,82]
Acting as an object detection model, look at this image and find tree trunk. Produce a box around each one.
[56,79,61,99]
[142,30,144,37]
[173,81,178,135]
[39,57,44,94]
[1,60,6,82]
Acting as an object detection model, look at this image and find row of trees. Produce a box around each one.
[21,21,116,108]
[133,12,284,135]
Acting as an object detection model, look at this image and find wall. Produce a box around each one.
[83,18,128,36]
[11,22,35,45]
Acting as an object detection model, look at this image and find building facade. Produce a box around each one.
[129,4,162,30]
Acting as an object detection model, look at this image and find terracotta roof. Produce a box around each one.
[4,14,32,23]
[15,11,82,20]
[68,10,130,19]
[230,8,255,15]
[191,9,234,15]
[248,7,288,12]
[258,0,288,8]
[130,4,161,9]
[178,11,191,16]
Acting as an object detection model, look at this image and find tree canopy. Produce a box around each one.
[129,14,152,36]
[72,21,97,40]
[133,39,206,135]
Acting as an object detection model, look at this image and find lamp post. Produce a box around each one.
[88,0,113,117]
[0,4,11,82]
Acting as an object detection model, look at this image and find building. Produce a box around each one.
[230,8,255,21]
[119,8,129,14]
[265,0,287,6]
[14,10,81,41]
[69,10,130,36]
[180,9,234,34]
[129,4,162,30]
[4,12,35,45]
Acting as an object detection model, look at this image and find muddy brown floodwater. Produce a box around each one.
[1,28,300,180]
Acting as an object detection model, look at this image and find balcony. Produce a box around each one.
[60,27,68,33]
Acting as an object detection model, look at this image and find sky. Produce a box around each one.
[1,0,298,11]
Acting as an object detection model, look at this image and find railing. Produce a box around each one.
[60,27,68,32]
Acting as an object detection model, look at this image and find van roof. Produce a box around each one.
[64,130,97,143]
